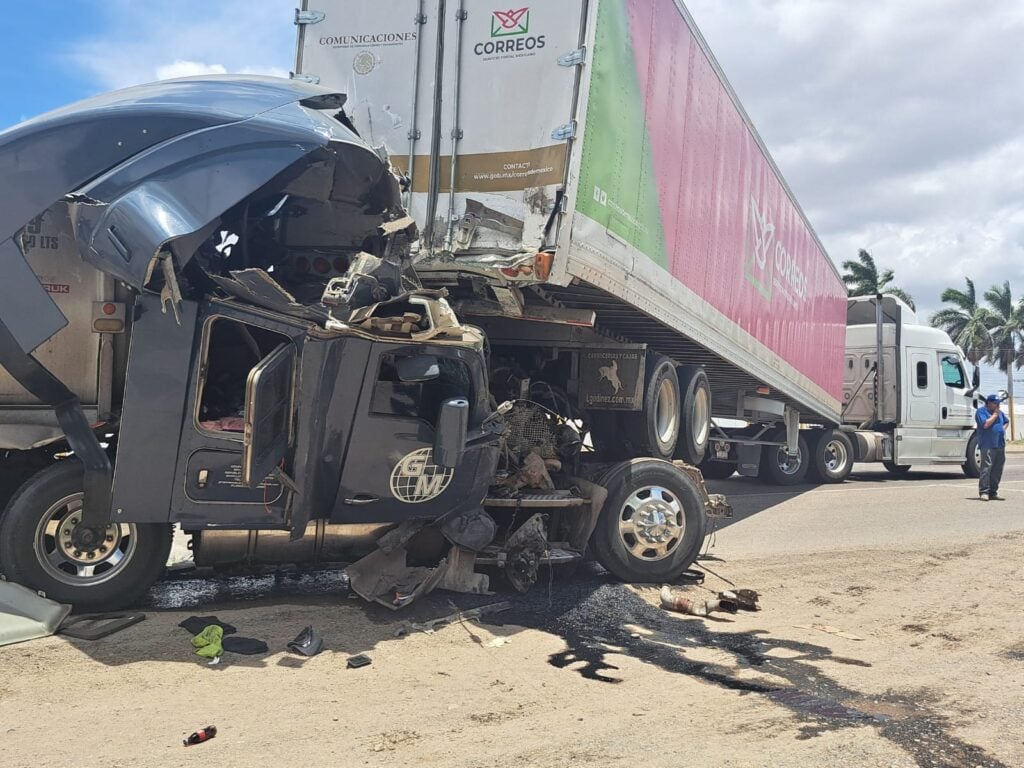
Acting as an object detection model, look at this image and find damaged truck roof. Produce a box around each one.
[0,75,392,356]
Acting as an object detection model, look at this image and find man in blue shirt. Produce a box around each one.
[976,393,1009,501]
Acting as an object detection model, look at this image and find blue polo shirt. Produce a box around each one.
[975,406,1009,449]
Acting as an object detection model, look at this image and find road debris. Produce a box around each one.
[398,601,513,636]
[288,625,324,657]
[0,581,71,647]
[191,625,224,662]
[183,726,217,747]
[660,586,738,616]
[58,612,145,640]
[347,654,372,669]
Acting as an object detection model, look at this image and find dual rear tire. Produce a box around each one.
[589,355,711,466]
[760,428,854,485]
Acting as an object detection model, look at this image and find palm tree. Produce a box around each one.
[984,280,1024,373]
[841,249,916,310]
[928,278,993,364]
[984,281,1024,439]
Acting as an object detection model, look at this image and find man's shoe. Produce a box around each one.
[979,493,990,501]
[991,494,1004,501]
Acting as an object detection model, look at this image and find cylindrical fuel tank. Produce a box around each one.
[192,522,393,567]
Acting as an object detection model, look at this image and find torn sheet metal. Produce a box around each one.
[0,581,72,648]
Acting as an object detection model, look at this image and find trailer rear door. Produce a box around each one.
[295,0,587,258]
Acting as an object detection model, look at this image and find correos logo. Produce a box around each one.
[492,7,529,36]
[743,195,809,306]
[475,8,545,57]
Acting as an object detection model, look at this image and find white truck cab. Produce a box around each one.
[844,296,978,473]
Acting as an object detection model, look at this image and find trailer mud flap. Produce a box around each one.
[579,348,645,410]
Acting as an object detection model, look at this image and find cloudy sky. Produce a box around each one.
[1,0,1022,378]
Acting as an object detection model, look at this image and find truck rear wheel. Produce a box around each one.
[808,429,854,484]
[0,460,172,611]
[624,354,680,460]
[762,430,810,485]
[590,459,707,583]
[673,365,711,465]
[962,434,981,478]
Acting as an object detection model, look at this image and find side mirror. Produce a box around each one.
[396,355,440,383]
[972,366,981,389]
[435,398,469,468]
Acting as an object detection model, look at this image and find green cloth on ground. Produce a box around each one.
[191,624,224,659]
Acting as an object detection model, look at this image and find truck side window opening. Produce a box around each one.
[940,356,965,388]
[197,318,292,433]
[916,361,928,389]
[372,354,471,428]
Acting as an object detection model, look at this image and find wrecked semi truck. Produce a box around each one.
[0,77,729,611]
[294,0,982,485]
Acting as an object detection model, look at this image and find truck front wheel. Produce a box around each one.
[0,461,172,611]
[808,429,854,484]
[962,434,981,478]
[590,459,707,582]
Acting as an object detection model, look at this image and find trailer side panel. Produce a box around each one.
[566,0,846,413]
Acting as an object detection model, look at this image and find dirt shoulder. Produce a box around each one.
[2,527,1023,768]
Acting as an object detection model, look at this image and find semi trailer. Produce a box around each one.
[293,0,981,482]
[0,0,978,610]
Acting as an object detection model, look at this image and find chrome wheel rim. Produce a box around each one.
[775,445,804,475]
[617,485,685,561]
[33,492,138,586]
[692,387,710,446]
[823,439,849,474]
[655,378,679,448]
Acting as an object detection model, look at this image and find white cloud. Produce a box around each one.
[66,0,293,90]
[154,60,228,81]
[686,0,1024,317]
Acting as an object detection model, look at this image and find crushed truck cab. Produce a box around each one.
[0,76,723,610]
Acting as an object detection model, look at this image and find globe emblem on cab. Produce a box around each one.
[389,448,454,503]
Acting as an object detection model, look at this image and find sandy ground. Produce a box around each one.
[1,459,1022,768]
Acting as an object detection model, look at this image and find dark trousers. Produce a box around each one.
[979,447,1005,495]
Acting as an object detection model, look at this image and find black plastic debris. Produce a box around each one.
[287,625,324,657]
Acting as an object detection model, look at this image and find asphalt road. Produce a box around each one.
[705,454,1024,558]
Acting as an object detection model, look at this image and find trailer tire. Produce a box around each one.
[590,459,707,583]
[808,429,854,484]
[673,366,712,465]
[883,461,912,476]
[761,430,810,486]
[0,460,172,611]
[962,434,981,478]
[624,354,680,460]
[697,459,735,480]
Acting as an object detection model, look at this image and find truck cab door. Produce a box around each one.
[242,343,296,486]
[334,343,481,523]
[897,349,938,463]
[932,352,974,458]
